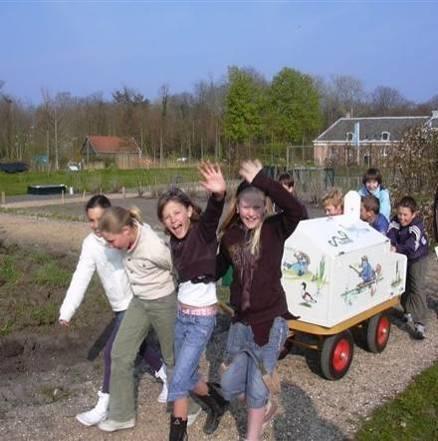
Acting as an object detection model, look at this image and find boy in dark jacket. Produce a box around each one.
[387,196,428,339]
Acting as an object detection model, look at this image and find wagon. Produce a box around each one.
[281,193,407,380]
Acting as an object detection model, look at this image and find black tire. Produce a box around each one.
[320,331,354,380]
[365,313,391,353]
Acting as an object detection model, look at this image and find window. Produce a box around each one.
[381,131,390,141]
[346,132,353,141]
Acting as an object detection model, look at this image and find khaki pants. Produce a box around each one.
[108,293,177,421]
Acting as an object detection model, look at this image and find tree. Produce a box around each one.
[269,68,322,144]
[369,86,412,116]
[223,66,265,153]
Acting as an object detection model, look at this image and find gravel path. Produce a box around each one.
[0,212,437,441]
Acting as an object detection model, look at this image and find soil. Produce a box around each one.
[0,206,437,441]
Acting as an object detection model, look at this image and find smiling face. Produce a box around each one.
[161,200,193,239]
[87,207,106,236]
[101,227,132,250]
[397,206,416,227]
[237,189,266,230]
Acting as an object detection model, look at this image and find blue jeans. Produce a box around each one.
[167,310,216,402]
[220,317,288,409]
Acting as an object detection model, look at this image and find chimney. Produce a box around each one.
[432,110,438,118]
[345,111,351,118]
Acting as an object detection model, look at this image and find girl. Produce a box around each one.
[96,206,177,432]
[157,162,228,441]
[59,195,166,427]
[358,167,391,221]
[217,160,304,441]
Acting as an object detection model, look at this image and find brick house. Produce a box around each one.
[313,111,438,166]
[81,136,147,169]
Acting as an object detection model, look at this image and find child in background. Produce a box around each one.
[96,206,177,432]
[358,167,391,221]
[360,195,389,234]
[387,196,428,340]
[157,162,228,441]
[322,188,343,216]
[59,195,165,427]
[217,160,304,441]
[278,173,309,219]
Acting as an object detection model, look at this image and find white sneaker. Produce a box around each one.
[155,364,168,403]
[414,323,426,340]
[76,391,109,427]
[187,407,202,427]
[97,417,136,432]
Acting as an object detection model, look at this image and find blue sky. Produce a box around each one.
[1,1,437,104]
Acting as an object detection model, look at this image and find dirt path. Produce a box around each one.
[0,213,437,441]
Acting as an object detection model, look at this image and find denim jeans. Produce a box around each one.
[167,309,216,402]
[220,317,288,409]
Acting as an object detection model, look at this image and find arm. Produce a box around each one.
[394,225,423,258]
[59,238,96,324]
[379,188,391,221]
[198,162,226,243]
[146,229,173,271]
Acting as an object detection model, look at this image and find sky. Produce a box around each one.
[1,1,437,104]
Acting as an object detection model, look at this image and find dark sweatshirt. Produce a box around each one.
[387,215,428,263]
[170,195,225,283]
[217,171,305,345]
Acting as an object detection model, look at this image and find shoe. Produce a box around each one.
[155,364,168,403]
[402,313,413,323]
[97,417,136,432]
[194,382,228,435]
[413,323,426,340]
[262,399,278,430]
[187,406,202,427]
[76,391,109,426]
[169,415,188,441]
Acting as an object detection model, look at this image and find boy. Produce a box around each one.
[322,188,343,216]
[278,173,308,219]
[360,195,389,234]
[387,196,428,339]
[358,167,391,221]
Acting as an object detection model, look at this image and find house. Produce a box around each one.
[81,136,147,169]
[313,111,438,166]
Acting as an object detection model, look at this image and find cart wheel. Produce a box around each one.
[320,331,354,380]
[366,313,391,353]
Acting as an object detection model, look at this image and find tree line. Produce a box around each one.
[0,68,437,169]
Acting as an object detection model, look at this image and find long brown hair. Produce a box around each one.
[98,206,142,234]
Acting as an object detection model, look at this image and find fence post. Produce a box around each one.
[61,190,65,204]
[122,186,126,199]
[1,191,5,205]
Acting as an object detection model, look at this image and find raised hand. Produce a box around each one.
[239,159,263,183]
[199,161,226,198]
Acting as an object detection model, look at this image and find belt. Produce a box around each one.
[178,304,217,316]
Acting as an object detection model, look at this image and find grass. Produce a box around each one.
[0,167,199,196]
[34,261,72,287]
[355,362,438,441]
[0,255,20,284]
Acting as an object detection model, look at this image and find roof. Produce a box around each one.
[314,116,429,143]
[83,136,140,154]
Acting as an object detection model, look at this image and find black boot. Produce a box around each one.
[169,415,188,441]
[194,382,228,435]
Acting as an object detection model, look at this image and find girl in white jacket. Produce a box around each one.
[59,195,167,427]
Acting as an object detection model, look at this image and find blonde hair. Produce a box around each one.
[98,206,143,234]
[220,187,266,256]
[322,188,343,210]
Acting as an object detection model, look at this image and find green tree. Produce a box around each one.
[269,67,322,144]
[223,66,265,148]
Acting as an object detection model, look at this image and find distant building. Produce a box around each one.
[81,136,149,169]
[313,111,438,166]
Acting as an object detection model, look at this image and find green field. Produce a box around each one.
[355,362,438,441]
[0,167,199,196]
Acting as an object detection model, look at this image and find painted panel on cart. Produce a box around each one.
[281,216,407,328]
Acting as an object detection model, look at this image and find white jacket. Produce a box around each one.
[59,233,132,322]
[124,223,175,300]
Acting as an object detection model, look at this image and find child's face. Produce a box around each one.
[365,179,379,192]
[87,206,106,236]
[161,200,192,239]
[397,206,416,227]
[102,227,132,250]
[324,204,342,216]
[360,205,373,223]
[238,196,265,230]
